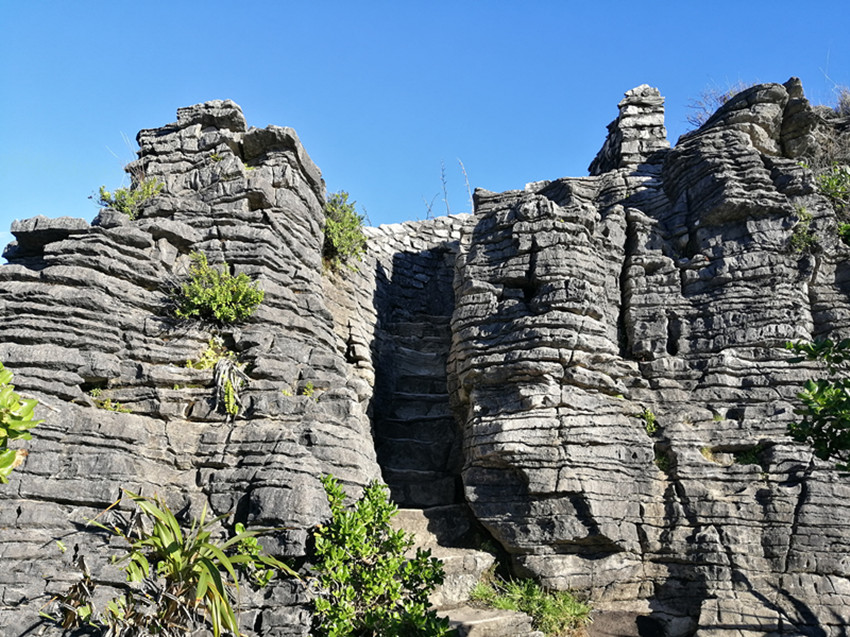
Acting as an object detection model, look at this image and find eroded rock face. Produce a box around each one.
[0,100,380,635]
[2,80,850,636]
[451,79,850,635]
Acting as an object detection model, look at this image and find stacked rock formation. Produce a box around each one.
[1,78,849,636]
[0,100,382,635]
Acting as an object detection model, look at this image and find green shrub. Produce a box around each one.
[470,571,591,637]
[323,191,367,271]
[311,475,451,637]
[0,362,41,483]
[49,492,297,636]
[816,163,850,212]
[638,407,658,436]
[173,251,264,325]
[733,445,764,467]
[839,223,850,246]
[790,206,819,253]
[786,338,850,469]
[97,177,163,220]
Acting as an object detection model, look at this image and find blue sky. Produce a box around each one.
[1,1,849,250]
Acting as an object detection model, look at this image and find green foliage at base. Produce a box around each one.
[0,362,41,483]
[470,572,592,637]
[97,177,163,220]
[49,492,297,636]
[311,475,451,637]
[786,338,850,470]
[323,191,367,272]
[173,251,264,325]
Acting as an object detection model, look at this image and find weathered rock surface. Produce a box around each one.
[0,100,381,636]
[1,80,850,636]
[449,78,850,636]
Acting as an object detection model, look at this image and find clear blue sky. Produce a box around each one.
[1,1,849,249]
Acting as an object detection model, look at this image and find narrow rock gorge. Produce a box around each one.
[1,78,849,636]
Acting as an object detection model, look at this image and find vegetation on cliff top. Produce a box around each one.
[323,191,367,272]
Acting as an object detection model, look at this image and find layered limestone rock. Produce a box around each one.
[0,100,381,635]
[450,79,850,635]
[1,79,850,636]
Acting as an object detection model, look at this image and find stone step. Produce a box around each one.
[384,470,460,508]
[392,505,477,547]
[429,546,496,608]
[382,405,453,423]
[392,506,495,607]
[376,437,455,468]
[442,605,543,637]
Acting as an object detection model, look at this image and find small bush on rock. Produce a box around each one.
[790,206,820,253]
[311,475,451,637]
[0,361,41,483]
[97,177,163,220]
[786,338,850,470]
[816,163,850,212]
[323,191,367,272]
[173,251,264,325]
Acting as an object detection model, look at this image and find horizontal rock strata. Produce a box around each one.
[1,79,849,636]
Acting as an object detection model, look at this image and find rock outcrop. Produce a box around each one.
[1,80,850,636]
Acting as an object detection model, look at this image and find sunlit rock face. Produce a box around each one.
[450,80,850,635]
[0,100,382,635]
[2,79,850,636]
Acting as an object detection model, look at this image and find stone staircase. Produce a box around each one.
[392,506,543,637]
[375,315,462,508]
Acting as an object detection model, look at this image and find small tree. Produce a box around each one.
[311,475,451,637]
[323,191,367,272]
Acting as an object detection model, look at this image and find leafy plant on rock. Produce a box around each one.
[323,191,367,272]
[470,570,591,637]
[0,361,41,483]
[786,338,850,470]
[214,357,249,419]
[97,177,163,220]
[311,474,451,637]
[638,407,658,436]
[49,491,297,636]
[816,163,850,213]
[173,251,264,325]
[186,336,236,370]
[790,206,820,253]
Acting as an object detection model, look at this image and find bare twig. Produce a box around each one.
[458,158,473,213]
[440,160,450,216]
